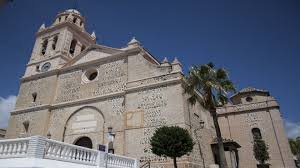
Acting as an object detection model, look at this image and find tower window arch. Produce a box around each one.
[69,39,77,55]
[73,17,77,24]
[52,36,58,50]
[41,39,48,55]
[58,17,61,22]
[81,45,86,52]
[252,128,262,140]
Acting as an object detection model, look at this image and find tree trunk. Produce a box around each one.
[173,157,177,168]
[211,108,228,168]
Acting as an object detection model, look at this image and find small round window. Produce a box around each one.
[88,71,98,80]
[82,68,98,83]
[246,96,253,102]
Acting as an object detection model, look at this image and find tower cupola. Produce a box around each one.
[53,9,85,30]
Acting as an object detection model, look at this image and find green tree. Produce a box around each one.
[253,138,270,165]
[150,126,194,168]
[184,62,235,168]
[289,137,300,160]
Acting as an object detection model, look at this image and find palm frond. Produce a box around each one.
[184,62,236,109]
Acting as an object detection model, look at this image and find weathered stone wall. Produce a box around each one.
[127,52,171,82]
[15,76,57,109]
[6,109,50,138]
[218,99,295,168]
[55,58,127,103]
[187,100,216,168]
[125,84,183,161]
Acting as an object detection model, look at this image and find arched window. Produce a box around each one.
[32,92,37,102]
[36,65,40,72]
[52,36,58,50]
[69,39,77,55]
[41,39,48,55]
[246,96,253,102]
[58,17,61,22]
[73,17,77,24]
[252,128,262,140]
[81,45,86,52]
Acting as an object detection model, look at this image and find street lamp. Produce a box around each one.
[107,127,115,154]
[194,120,205,168]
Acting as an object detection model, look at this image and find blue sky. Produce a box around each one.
[0,0,299,137]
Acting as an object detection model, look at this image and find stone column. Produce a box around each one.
[74,41,82,56]
[46,37,54,56]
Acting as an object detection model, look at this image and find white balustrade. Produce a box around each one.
[106,153,136,168]
[0,136,139,168]
[0,138,29,158]
[44,139,98,165]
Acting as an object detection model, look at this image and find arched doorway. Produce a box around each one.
[63,106,105,148]
[74,136,93,149]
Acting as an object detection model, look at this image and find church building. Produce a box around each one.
[4,9,294,168]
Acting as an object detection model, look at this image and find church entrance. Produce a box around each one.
[63,106,105,149]
[74,136,93,149]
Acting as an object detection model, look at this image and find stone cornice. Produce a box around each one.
[11,104,51,115]
[126,72,182,92]
[21,69,59,82]
[11,91,125,115]
[52,91,125,109]
[20,47,141,82]
[26,53,70,66]
[217,99,279,115]
[126,76,182,93]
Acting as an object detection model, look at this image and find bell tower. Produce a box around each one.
[24,9,96,77]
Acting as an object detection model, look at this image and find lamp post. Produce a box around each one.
[107,127,115,154]
[194,120,206,168]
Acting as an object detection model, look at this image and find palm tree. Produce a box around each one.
[289,137,300,160]
[184,62,235,168]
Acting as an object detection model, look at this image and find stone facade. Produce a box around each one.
[5,9,215,168]
[217,87,295,168]
[5,9,295,168]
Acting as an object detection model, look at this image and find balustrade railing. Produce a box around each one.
[0,136,139,168]
[106,153,137,168]
[44,139,98,165]
[0,138,29,158]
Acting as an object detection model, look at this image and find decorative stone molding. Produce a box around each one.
[217,99,279,115]
[127,72,182,89]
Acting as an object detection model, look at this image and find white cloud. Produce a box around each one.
[285,120,300,139]
[0,95,16,129]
